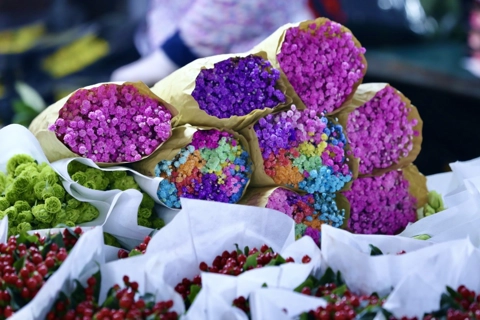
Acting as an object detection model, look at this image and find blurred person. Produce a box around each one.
[464,0,480,77]
[111,0,314,85]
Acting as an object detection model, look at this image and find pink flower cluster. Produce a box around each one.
[277,20,366,114]
[49,84,172,163]
[344,170,417,235]
[346,86,418,175]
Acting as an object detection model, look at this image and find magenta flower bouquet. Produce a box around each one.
[29,82,179,164]
[343,164,428,235]
[251,18,367,115]
[133,126,252,209]
[339,83,423,176]
[151,52,304,131]
[240,187,350,246]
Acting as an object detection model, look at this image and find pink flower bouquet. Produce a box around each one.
[251,18,367,115]
[29,82,179,165]
[338,83,423,177]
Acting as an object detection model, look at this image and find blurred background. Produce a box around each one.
[0,0,478,175]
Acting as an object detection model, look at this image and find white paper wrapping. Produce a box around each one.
[399,195,480,239]
[382,238,480,318]
[185,236,322,319]
[425,171,458,200]
[249,288,327,320]
[0,215,8,243]
[320,225,458,297]
[10,227,105,320]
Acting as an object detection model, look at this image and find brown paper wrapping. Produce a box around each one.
[238,186,351,230]
[150,51,305,131]
[250,18,367,116]
[28,81,179,166]
[337,83,423,178]
[402,164,428,209]
[240,116,359,193]
[131,126,252,204]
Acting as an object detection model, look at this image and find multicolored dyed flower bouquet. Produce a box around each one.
[252,18,367,115]
[242,105,356,194]
[134,126,252,209]
[339,83,423,176]
[151,52,304,131]
[240,187,349,246]
[30,82,178,164]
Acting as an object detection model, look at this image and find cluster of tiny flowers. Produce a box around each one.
[192,55,286,118]
[265,188,345,245]
[255,105,352,194]
[155,129,252,208]
[347,86,419,175]
[277,21,366,114]
[344,170,417,235]
[49,84,172,163]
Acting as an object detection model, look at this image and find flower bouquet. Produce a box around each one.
[342,165,428,236]
[337,83,423,176]
[29,82,178,164]
[151,52,304,131]
[241,105,357,193]
[6,227,105,319]
[239,187,350,246]
[0,125,116,236]
[251,18,367,115]
[133,126,252,209]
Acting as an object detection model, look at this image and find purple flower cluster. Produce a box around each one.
[277,20,366,114]
[346,86,418,175]
[49,84,172,163]
[192,55,286,118]
[344,170,417,235]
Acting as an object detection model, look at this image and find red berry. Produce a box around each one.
[130,281,139,291]
[117,249,129,259]
[4,306,13,318]
[302,255,311,264]
[138,243,147,251]
[143,236,151,245]
[74,227,83,235]
[260,244,269,253]
[45,257,55,268]
[50,243,59,252]
[87,276,96,287]
[285,257,295,263]
[123,275,130,285]
[119,296,132,309]
[199,261,208,271]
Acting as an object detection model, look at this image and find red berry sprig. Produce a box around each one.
[175,244,311,309]
[232,296,250,316]
[0,227,82,319]
[47,274,178,320]
[118,235,151,259]
[420,285,480,320]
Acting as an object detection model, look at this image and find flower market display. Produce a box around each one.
[342,83,423,176]
[0,154,99,235]
[2,14,478,319]
[29,82,178,164]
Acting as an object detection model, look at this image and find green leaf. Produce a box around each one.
[266,254,286,266]
[13,256,26,273]
[369,244,384,256]
[187,284,202,305]
[70,280,87,306]
[294,275,318,293]
[42,232,66,257]
[318,268,344,287]
[261,283,268,288]
[356,305,383,320]
[15,82,46,113]
[413,234,431,240]
[244,246,250,256]
[103,292,120,309]
[92,270,102,303]
[299,313,313,320]
[234,243,242,255]
[7,287,28,310]
[140,292,156,308]
[331,284,347,297]
[16,232,39,246]
[243,252,260,271]
[128,249,142,257]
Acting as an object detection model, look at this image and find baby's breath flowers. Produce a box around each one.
[155,129,252,208]
[277,20,366,114]
[49,83,173,163]
[346,86,419,175]
[192,55,286,118]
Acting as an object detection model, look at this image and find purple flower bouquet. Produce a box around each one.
[343,164,428,235]
[251,18,367,115]
[132,126,252,209]
[151,52,304,131]
[29,82,179,164]
[338,83,423,177]
[239,187,350,246]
